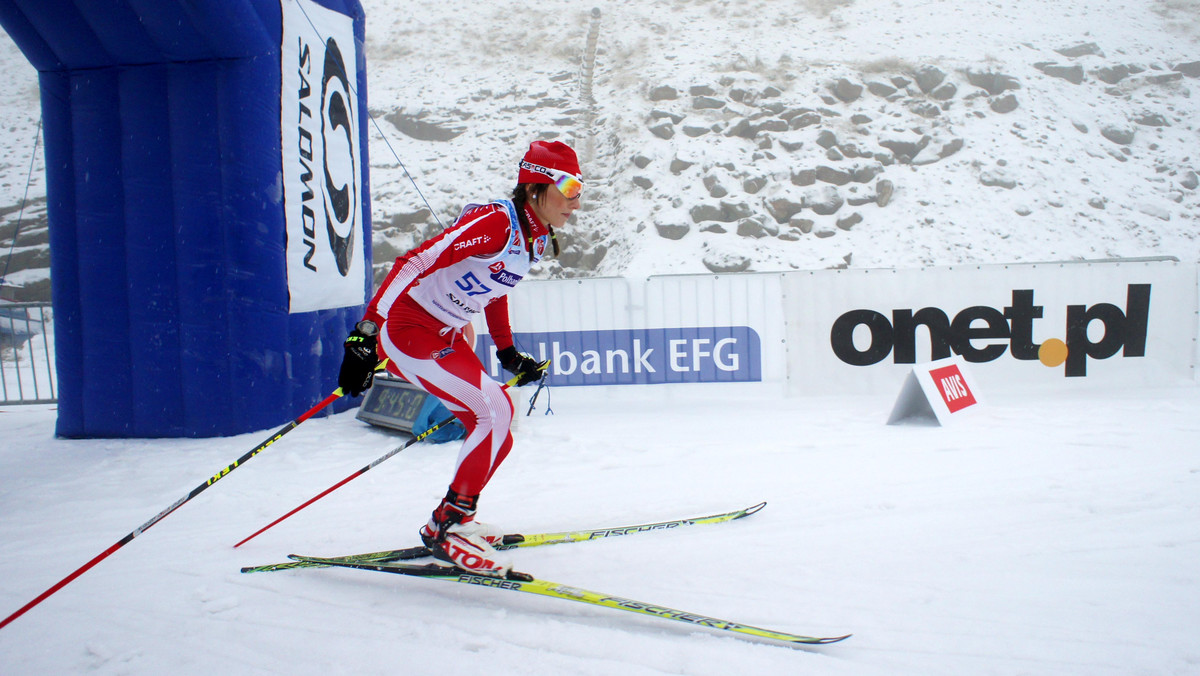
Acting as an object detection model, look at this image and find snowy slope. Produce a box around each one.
[2,0,1199,296]
[358,0,1200,279]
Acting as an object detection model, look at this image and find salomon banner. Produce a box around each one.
[282,0,365,312]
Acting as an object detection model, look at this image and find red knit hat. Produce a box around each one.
[518,140,582,184]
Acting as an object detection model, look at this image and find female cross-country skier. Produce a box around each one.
[336,140,583,577]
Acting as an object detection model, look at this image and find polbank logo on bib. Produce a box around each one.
[482,327,762,385]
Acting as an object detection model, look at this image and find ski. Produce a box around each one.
[287,554,850,647]
[241,502,766,574]
[240,544,431,573]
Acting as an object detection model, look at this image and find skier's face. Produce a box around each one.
[530,182,580,228]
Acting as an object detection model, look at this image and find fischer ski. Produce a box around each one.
[241,502,766,574]
[287,555,851,647]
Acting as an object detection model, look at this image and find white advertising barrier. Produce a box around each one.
[477,274,786,393]
[645,273,787,389]
[784,260,1198,395]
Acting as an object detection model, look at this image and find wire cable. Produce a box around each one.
[291,0,445,229]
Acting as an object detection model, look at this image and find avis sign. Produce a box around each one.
[888,356,982,425]
[930,363,976,412]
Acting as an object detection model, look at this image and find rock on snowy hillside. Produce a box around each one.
[361,0,1200,282]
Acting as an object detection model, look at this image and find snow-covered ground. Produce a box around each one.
[1,384,1199,674]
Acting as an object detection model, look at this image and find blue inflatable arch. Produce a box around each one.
[0,0,371,437]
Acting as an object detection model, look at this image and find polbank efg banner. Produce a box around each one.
[281,0,365,312]
[478,327,763,386]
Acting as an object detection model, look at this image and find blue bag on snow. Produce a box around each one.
[412,397,465,443]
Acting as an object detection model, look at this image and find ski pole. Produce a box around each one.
[525,370,550,416]
[233,363,546,548]
[0,386,346,630]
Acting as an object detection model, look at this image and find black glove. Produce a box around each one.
[497,346,543,386]
[338,321,379,396]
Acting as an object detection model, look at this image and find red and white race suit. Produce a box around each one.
[363,199,549,496]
